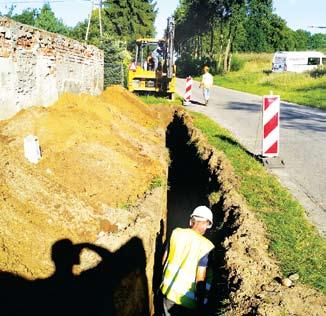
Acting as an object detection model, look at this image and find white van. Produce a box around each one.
[272,51,326,73]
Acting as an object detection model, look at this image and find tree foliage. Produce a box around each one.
[7,7,38,26]
[105,0,156,40]
[100,36,130,88]
[71,0,157,45]
[34,3,70,35]
[174,0,326,74]
[70,1,156,88]
[3,4,70,36]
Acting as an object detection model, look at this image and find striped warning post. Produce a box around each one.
[183,76,193,106]
[129,62,137,71]
[262,95,280,157]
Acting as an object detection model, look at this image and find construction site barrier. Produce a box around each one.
[183,76,193,106]
[262,95,280,157]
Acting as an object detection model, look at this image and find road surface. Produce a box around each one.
[176,78,326,235]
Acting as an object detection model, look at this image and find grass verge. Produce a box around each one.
[191,111,326,293]
[198,53,326,110]
[139,94,183,105]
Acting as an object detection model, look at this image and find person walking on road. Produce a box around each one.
[160,206,215,316]
[199,66,213,106]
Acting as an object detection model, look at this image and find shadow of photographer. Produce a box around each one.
[0,237,149,316]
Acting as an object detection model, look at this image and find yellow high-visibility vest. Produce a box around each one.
[161,228,214,309]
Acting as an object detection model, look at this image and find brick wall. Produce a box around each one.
[0,17,104,120]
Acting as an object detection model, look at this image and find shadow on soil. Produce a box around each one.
[152,113,237,315]
[0,237,149,316]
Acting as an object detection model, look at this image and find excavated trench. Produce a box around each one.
[153,110,326,316]
[1,94,323,316]
[153,112,235,314]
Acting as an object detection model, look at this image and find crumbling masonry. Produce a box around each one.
[0,17,104,120]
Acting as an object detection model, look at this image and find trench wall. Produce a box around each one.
[173,110,326,315]
[0,17,104,120]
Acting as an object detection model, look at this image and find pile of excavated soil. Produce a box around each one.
[0,86,170,280]
[1,86,324,315]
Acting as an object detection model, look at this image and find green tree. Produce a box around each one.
[104,0,157,40]
[2,3,70,36]
[293,30,310,50]
[267,14,295,51]
[69,0,156,89]
[100,36,130,88]
[34,3,70,36]
[310,33,326,50]
[174,0,312,74]
[174,0,248,73]
[242,0,275,52]
[72,0,157,44]
[10,8,38,26]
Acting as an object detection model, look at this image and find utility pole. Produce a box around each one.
[99,0,103,38]
[85,0,104,42]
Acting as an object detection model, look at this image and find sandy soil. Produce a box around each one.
[0,86,168,280]
[0,86,324,315]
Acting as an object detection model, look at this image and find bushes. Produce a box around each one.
[175,54,223,77]
[175,54,203,78]
[310,65,326,78]
[230,55,246,71]
[176,53,246,77]
[100,37,130,88]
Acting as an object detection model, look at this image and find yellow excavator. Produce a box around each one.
[127,17,176,99]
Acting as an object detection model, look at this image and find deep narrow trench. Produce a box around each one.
[166,115,212,239]
[153,113,234,314]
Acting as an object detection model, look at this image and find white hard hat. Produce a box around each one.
[190,206,213,228]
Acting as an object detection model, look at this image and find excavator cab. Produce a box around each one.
[128,17,176,99]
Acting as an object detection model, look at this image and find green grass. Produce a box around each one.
[206,53,326,109]
[191,111,326,293]
[139,94,183,105]
[149,176,165,190]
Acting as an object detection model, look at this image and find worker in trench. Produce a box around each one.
[160,206,215,316]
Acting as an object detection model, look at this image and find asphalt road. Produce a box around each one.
[176,78,326,236]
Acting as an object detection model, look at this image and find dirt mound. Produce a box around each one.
[0,86,169,280]
[1,87,324,315]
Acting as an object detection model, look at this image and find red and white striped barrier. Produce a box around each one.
[129,62,137,71]
[183,76,193,105]
[262,95,280,157]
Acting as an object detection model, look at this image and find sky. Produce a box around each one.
[0,0,325,37]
